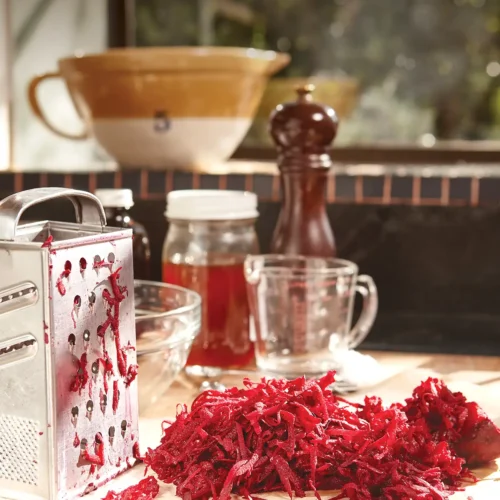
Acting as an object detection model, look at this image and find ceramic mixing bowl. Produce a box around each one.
[28,47,290,170]
[135,280,201,414]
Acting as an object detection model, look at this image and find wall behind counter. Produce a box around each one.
[7,183,500,358]
[134,200,500,358]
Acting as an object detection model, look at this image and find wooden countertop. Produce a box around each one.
[88,351,500,499]
[140,350,500,419]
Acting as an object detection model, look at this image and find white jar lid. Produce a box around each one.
[95,189,134,209]
[166,190,258,221]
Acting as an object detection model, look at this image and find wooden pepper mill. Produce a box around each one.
[269,84,339,257]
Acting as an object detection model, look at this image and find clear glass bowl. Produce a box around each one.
[135,280,201,413]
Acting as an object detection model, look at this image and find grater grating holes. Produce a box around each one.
[0,414,39,485]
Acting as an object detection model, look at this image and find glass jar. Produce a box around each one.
[95,189,151,280]
[162,190,259,368]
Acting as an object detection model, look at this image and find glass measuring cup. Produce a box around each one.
[244,255,378,376]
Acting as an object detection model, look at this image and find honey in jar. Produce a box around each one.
[162,190,259,368]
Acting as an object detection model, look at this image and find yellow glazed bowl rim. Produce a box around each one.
[58,46,291,75]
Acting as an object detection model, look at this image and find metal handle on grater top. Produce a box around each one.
[0,187,107,241]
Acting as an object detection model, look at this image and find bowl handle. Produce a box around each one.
[27,72,89,140]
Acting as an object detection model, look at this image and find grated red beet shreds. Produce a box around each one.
[399,377,500,467]
[124,363,139,387]
[43,321,49,345]
[82,433,105,467]
[144,373,492,500]
[41,235,54,248]
[69,353,89,394]
[101,268,129,378]
[101,476,160,500]
[100,351,115,394]
[112,380,120,414]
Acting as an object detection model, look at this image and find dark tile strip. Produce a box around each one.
[478,178,500,204]
[172,172,192,191]
[71,174,90,192]
[22,173,41,190]
[335,175,355,200]
[122,171,141,196]
[391,177,412,200]
[46,174,65,188]
[362,176,384,198]
[148,172,167,194]
[253,174,273,198]
[449,178,471,202]
[226,174,246,191]
[96,172,115,189]
[6,170,500,207]
[421,177,442,199]
[0,173,14,195]
[200,174,219,189]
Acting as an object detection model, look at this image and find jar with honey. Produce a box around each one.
[162,190,259,368]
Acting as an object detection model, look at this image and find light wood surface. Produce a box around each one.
[90,351,500,499]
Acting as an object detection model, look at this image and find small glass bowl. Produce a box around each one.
[135,280,201,413]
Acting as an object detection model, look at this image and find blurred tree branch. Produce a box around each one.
[216,0,255,25]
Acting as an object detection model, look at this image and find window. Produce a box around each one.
[126,0,500,162]
[4,0,108,170]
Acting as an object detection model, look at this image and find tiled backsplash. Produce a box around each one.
[2,164,500,356]
[2,163,500,206]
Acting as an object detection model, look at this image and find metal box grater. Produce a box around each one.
[0,188,139,500]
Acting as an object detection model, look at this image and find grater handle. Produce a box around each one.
[0,188,107,241]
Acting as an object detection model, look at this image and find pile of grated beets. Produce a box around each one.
[144,372,500,500]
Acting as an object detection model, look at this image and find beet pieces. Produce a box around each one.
[400,377,500,467]
[102,476,159,500]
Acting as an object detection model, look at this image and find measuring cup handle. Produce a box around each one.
[0,188,106,241]
[347,274,378,349]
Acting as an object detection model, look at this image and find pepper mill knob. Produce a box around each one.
[269,84,338,257]
[269,84,339,167]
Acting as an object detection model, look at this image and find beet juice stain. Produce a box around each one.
[56,260,72,296]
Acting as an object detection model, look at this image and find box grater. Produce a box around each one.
[0,188,139,500]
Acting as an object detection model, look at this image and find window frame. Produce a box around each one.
[108,0,500,165]
[0,0,12,171]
